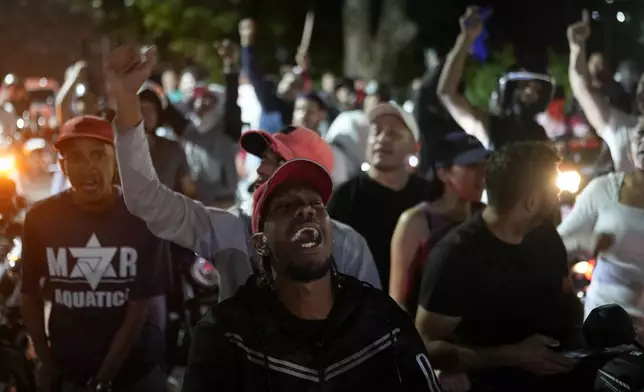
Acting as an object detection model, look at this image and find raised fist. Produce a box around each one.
[459,6,485,42]
[567,10,591,47]
[239,19,256,47]
[215,39,240,64]
[103,44,156,98]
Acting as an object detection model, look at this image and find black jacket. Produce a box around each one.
[183,275,441,392]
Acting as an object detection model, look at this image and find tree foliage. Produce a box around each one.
[463,45,516,110]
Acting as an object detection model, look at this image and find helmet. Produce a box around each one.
[495,65,556,116]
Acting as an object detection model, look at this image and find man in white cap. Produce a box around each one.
[327,102,431,291]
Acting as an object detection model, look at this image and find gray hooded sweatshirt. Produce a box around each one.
[114,123,380,301]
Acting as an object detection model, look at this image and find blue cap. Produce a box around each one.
[434,132,489,168]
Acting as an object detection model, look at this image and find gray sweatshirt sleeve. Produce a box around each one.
[331,220,381,289]
[114,123,248,258]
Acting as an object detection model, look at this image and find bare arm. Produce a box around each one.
[415,308,513,372]
[389,208,427,308]
[567,11,611,135]
[94,297,160,382]
[569,45,610,135]
[55,63,85,125]
[21,294,54,367]
[437,33,490,147]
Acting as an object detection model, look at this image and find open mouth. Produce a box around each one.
[290,226,322,249]
[81,179,100,192]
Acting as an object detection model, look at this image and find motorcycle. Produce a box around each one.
[575,304,644,392]
[0,178,35,392]
[165,250,219,387]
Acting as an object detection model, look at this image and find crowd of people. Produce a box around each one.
[0,4,642,392]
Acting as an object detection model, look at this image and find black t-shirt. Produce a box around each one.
[488,115,549,150]
[419,213,574,391]
[21,190,169,384]
[327,173,431,290]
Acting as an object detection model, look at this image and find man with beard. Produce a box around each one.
[105,44,380,304]
[415,142,582,392]
[437,7,554,151]
[327,102,430,291]
[182,158,441,392]
[569,10,641,172]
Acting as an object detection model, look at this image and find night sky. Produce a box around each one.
[286,0,641,77]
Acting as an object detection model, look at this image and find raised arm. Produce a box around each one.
[104,45,247,258]
[239,19,279,111]
[437,7,490,147]
[55,61,86,125]
[567,11,611,135]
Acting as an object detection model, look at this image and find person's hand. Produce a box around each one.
[295,50,310,71]
[103,44,157,99]
[506,334,578,376]
[215,39,240,65]
[592,232,614,257]
[239,18,256,47]
[437,371,471,392]
[567,10,591,49]
[459,6,485,42]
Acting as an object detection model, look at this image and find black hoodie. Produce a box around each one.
[183,274,441,392]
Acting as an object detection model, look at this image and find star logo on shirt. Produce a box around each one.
[69,234,118,290]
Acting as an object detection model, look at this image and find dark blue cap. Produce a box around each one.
[434,132,489,168]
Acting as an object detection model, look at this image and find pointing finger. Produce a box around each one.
[582,9,590,24]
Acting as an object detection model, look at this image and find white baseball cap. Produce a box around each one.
[368,102,420,142]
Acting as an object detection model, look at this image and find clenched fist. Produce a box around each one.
[459,6,486,42]
[103,44,157,99]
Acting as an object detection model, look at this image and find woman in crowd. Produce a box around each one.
[389,132,487,316]
[558,124,644,336]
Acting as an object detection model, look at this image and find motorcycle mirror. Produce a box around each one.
[583,304,635,349]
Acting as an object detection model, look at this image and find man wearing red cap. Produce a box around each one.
[104,45,380,304]
[181,158,441,391]
[20,115,169,391]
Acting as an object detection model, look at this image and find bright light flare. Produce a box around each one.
[0,155,16,173]
[557,170,581,194]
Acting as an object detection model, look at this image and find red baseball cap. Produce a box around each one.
[53,115,114,152]
[240,126,334,174]
[252,158,333,234]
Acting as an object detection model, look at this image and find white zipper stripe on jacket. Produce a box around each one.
[225,333,320,376]
[415,353,442,391]
[325,329,400,373]
[245,354,321,382]
[324,330,400,381]
[225,330,404,383]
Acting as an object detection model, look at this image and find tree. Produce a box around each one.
[463,45,516,110]
[343,0,417,82]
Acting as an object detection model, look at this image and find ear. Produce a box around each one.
[524,192,538,214]
[436,167,450,184]
[252,232,270,256]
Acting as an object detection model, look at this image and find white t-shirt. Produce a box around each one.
[603,108,638,172]
[558,172,644,319]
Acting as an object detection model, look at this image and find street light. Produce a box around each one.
[616,11,626,23]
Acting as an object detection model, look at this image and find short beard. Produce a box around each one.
[278,257,332,283]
